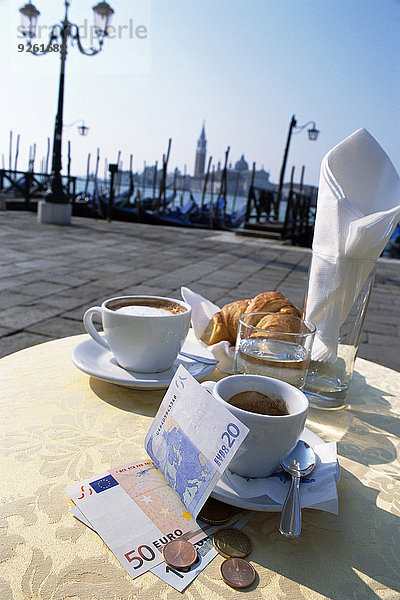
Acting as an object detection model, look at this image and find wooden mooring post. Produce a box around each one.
[107,163,118,222]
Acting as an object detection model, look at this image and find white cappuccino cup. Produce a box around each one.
[83,295,191,372]
[201,374,308,478]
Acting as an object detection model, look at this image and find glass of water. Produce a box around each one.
[233,312,316,389]
[303,256,377,410]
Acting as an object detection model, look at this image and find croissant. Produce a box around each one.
[200,292,301,346]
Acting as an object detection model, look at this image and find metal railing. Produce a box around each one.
[0,168,76,207]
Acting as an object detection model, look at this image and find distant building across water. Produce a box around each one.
[116,122,317,203]
[194,122,207,178]
[190,123,274,197]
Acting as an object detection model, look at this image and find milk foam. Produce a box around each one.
[116,305,173,317]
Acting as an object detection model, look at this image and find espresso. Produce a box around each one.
[228,390,289,416]
[107,297,187,316]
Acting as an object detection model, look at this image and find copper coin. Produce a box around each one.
[198,498,236,524]
[220,557,256,589]
[162,539,197,569]
[213,527,252,558]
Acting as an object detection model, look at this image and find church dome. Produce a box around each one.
[235,154,249,171]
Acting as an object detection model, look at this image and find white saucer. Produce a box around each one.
[71,337,216,390]
[211,428,340,512]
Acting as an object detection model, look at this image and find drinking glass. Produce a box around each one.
[303,258,376,410]
[233,313,316,389]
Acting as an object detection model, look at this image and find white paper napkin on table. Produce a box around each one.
[305,128,400,361]
[220,442,338,514]
[181,286,235,373]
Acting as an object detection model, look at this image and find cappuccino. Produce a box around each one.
[116,306,173,317]
[107,297,187,316]
[83,295,191,372]
[228,390,289,416]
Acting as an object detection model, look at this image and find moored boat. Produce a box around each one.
[142,195,198,226]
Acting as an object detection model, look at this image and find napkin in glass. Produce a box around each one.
[219,442,339,514]
[304,128,400,361]
[181,286,234,372]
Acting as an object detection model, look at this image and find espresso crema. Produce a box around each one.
[228,390,289,416]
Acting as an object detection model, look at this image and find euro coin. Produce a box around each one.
[198,498,236,524]
[213,527,252,558]
[162,539,197,569]
[220,557,256,589]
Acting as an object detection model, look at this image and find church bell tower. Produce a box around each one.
[194,122,207,177]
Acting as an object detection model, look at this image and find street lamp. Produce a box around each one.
[77,122,89,136]
[19,3,40,37]
[92,1,115,35]
[64,119,89,136]
[19,0,114,208]
[276,114,320,216]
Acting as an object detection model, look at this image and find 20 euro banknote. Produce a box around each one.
[145,364,249,518]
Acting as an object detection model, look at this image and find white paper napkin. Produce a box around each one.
[181,286,234,373]
[305,128,400,361]
[220,442,338,514]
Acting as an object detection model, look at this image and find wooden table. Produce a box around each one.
[1,334,399,600]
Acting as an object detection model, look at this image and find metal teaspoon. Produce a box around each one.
[179,339,218,364]
[279,440,316,537]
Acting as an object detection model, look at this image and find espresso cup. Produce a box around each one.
[201,374,308,478]
[83,295,191,372]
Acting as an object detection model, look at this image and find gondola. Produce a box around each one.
[72,191,104,218]
[216,203,247,229]
[141,195,198,227]
[187,195,246,230]
[96,190,176,222]
[142,194,247,231]
[188,195,226,228]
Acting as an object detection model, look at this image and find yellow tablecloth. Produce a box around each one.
[1,334,399,600]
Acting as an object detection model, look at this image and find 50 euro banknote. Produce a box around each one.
[66,365,249,580]
[72,504,254,592]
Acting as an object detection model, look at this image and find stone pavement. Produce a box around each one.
[1,211,399,371]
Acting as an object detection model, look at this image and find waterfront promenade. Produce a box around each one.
[0,211,399,371]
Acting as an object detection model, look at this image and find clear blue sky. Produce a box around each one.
[1,0,399,185]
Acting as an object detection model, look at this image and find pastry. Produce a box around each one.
[200,292,301,345]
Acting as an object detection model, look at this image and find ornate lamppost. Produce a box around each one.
[19,1,114,223]
[276,114,320,217]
